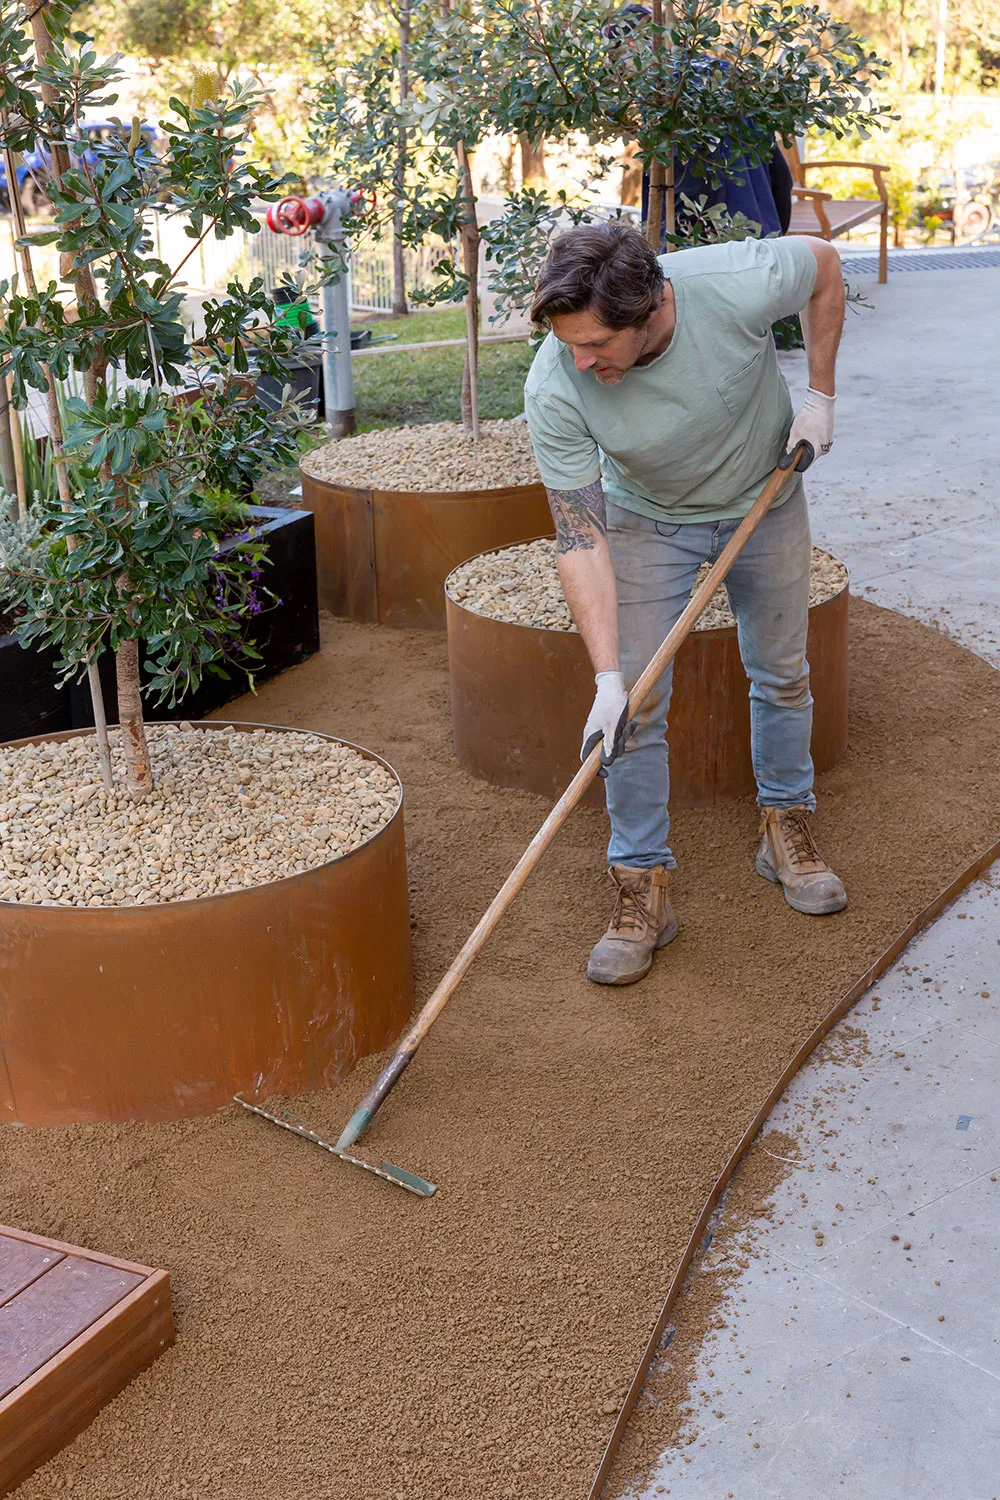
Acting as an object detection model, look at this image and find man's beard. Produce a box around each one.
[592,323,651,384]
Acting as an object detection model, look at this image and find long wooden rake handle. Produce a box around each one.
[336,458,801,1154]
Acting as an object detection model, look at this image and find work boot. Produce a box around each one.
[756,806,847,915]
[587,865,678,986]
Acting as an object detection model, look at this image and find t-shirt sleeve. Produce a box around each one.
[524,390,602,491]
[735,236,818,332]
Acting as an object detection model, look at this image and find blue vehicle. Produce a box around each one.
[0,121,160,216]
[0,142,48,215]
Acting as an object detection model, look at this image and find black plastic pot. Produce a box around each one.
[256,288,323,416]
[0,629,72,743]
[69,506,320,729]
[256,356,322,417]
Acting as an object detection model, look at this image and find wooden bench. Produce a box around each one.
[0,1225,174,1495]
[781,141,891,283]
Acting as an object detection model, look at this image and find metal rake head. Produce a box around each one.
[234,1097,437,1197]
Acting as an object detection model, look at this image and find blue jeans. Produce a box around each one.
[604,481,815,870]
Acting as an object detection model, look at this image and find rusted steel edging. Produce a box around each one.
[587,832,1000,1500]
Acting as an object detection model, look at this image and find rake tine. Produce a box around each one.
[234,1097,437,1197]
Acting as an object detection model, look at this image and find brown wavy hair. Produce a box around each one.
[530,222,665,331]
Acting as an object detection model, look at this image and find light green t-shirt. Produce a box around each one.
[523,236,817,524]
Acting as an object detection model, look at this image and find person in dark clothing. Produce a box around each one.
[604,3,793,236]
[642,145,792,237]
[769,146,793,234]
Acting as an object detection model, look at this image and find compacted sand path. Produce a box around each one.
[5,598,1000,1500]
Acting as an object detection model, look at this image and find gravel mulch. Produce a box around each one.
[0,725,399,907]
[300,418,540,493]
[447,540,849,632]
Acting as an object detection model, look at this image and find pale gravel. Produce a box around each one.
[447,540,849,632]
[300,418,540,493]
[0,725,399,908]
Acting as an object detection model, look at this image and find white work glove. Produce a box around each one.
[780,388,836,472]
[581,669,630,771]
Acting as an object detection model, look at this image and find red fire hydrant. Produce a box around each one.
[262,189,372,438]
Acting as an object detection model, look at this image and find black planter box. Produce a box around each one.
[70,506,320,729]
[0,631,73,743]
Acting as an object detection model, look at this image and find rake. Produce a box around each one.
[239,456,802,1196]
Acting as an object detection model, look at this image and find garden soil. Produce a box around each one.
[6,598,1000,1500]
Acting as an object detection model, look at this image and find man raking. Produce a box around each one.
[524,223,847,987]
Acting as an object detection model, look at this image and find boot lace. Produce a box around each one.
[610,873,655,935]
[781,808,821,868]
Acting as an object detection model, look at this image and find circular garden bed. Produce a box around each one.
[446,538,850,807]
[299,420,552,629]
[0,721,413,1124]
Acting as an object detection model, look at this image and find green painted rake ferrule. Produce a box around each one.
[335,1105,373,1154]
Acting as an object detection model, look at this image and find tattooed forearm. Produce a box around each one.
[546,479,607,554]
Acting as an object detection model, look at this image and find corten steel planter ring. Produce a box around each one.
[299,464,552,629]
[445,540,850,810]
[0,722,414,1126]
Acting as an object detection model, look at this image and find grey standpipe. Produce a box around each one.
[314,188,357,439]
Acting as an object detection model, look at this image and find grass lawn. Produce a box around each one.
[351,304,536,431]
[352,341,534,430]
[352,303,469,344]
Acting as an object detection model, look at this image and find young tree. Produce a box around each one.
[309,1,415,320]
[0,3,311,796]
[415,0,892,252]
[309,16,488,436]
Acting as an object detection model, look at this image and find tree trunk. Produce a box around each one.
[8,372,26,515]
[0,375,17,508]
[620,143,642,207]
[115,637,153,797]
[457,141,480,440]
[392,0,410,317]
[29,17,115,788]
[934,0,947,97]
[519,134,546,187]
[646,0,675,252]
[29,12,105,383]
[897,0,909,89]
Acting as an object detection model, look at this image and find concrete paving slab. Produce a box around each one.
[665,1248,898,1416]
[635,1328,1000,1500]
[767,1022,1000,1264]
[610,868,1000,1497]
[813,1170,1000,1378]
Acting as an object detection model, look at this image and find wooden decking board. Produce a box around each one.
[0,1225,173,1496]
[0,1234,65,1308]
[0,1256,144,1400]
[0,1223,154,1276]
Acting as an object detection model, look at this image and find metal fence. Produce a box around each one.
[0,206,456,315]
[148,211,457,313]
[240,220,457,313]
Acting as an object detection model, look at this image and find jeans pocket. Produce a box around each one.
[607,502,655,538]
